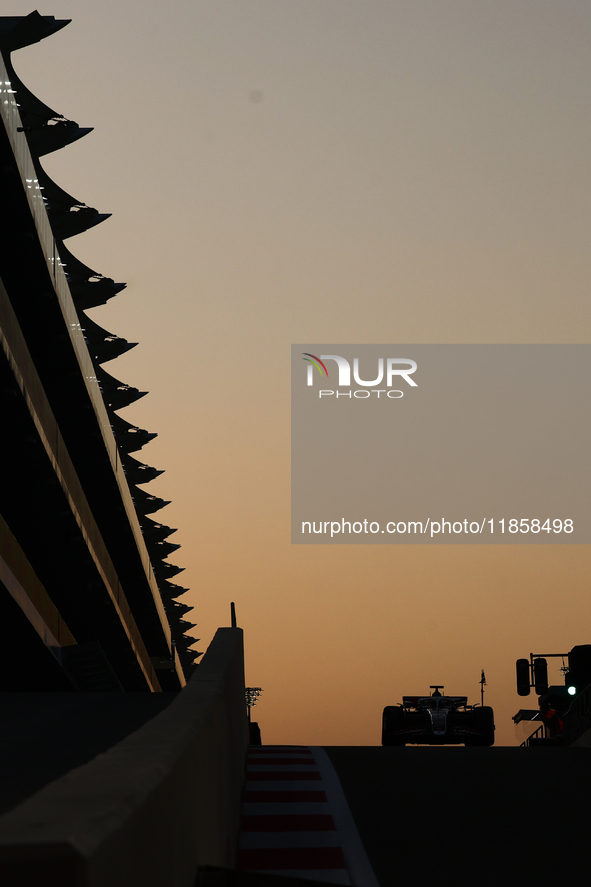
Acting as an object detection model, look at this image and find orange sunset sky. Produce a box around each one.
[8,0,591,745]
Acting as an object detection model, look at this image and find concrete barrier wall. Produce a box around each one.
[0,627,249,887]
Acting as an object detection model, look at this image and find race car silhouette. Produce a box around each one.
[382,686,495,746]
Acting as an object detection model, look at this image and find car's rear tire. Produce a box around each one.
[382,706,406,746]
[466,706,495,746]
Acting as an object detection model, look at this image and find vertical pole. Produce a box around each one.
[230,602,237,628]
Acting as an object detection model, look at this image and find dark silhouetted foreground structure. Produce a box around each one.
[514,645,591,745]
[0,11,200,693]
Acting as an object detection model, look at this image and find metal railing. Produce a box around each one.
[520,724,545,747]
[519,683,591,746]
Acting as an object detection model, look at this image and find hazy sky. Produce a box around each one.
[8,1,591,744]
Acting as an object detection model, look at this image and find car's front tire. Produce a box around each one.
[465,706,495,746]
[382,705,406,746]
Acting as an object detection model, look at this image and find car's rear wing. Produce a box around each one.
[402,695,469,706]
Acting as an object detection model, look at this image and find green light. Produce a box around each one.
[567,686,577,696]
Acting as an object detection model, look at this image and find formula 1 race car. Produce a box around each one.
[382,686,495,746]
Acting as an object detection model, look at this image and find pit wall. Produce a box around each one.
[0,627,249,887]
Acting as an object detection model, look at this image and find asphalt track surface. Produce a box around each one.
[325,746,591,886]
